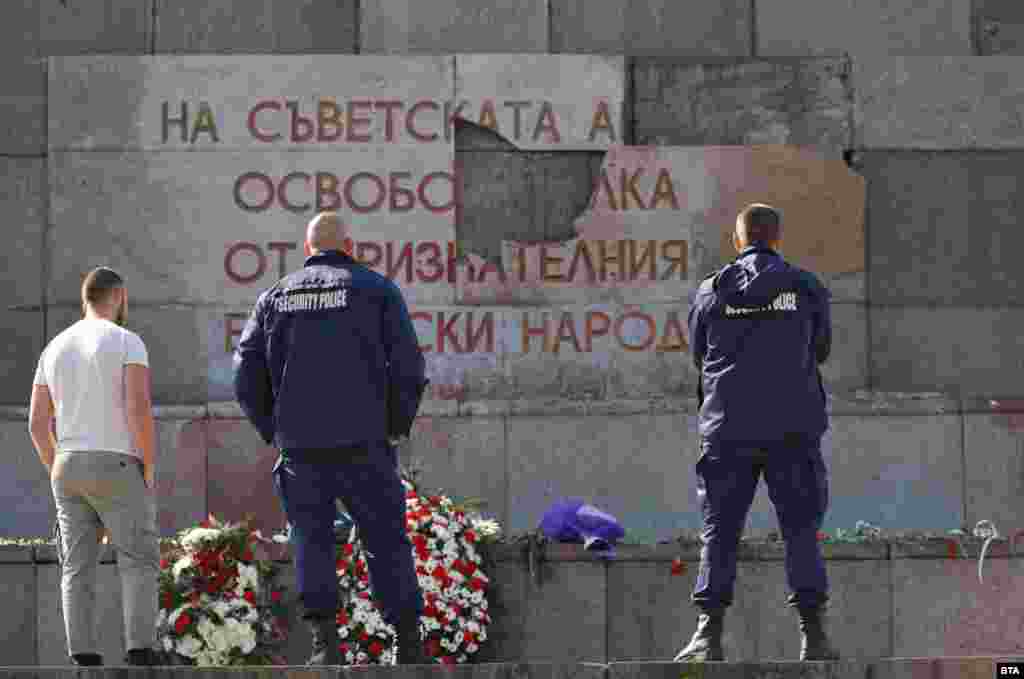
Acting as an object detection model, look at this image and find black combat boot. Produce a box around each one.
[71,653,103,666]
[797,606,840,661]
[305,615,341,666]
[673,610,725,661]
[395,614,430,665]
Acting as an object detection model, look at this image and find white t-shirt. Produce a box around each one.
[33,318,149,457]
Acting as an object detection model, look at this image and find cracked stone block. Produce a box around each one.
[154,0,357,54]
[551,0,752,56]
[454,55,626,151]
[854,56,1024,149]
[634,58,852,157]
[758,0,971,56]
[459,146,865,307]
[49,55,454,151]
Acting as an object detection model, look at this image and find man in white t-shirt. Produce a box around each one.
[29,267,161,667]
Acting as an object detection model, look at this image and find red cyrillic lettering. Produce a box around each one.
[437,312,464,353]
[248,101,281,142]
[386,242,414,282]
[415,242,444,283]
[318,99,343,142]
[521,312,551,353]
[407,100,440,142]
[621,168,646,210]
[629,240,657,281]
[598,240,625,282]
[660,240,687,280]
[376,100,403,142]
[346,100,373,143]
[540,245,565,282]
[566,240,596,282]
[584,311,611,352]
[316,172,342,211]
[225,242,266,285]
[552,312,582,354]
[657,311,688,352]
[419,172,456,213]
[532,101,561,143]
[233,172,275,213]
[615,311,655,352]
[588,100,616,142]
[286,101,314,142]
[389,172,416,212]
[278,172,311,213]
[465,312,495,353]
[652,169,679,209]
[344,172,386,214]
[267,242,296,278]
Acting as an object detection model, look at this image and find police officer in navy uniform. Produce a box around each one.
[234,212,430,666]
[675,204,839,662]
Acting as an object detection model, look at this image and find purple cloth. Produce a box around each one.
[540,498,625,558]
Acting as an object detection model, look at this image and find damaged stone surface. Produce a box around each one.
[975,0,1024,55]
[634,58,853,157]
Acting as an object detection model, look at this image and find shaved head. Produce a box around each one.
[305,212,350,255]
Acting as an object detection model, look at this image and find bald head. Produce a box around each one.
[305,212,350,255]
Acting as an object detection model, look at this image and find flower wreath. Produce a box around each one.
[156,516,288,666]
[333,479,501,665]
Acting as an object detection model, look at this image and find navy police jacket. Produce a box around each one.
[688,245,831,444]
[233,250,429,451]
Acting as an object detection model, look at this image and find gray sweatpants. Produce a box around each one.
[52,451,159,657]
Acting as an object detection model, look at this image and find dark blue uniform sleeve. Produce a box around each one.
[688,296,708,373]
[233,294,276,445]
[382,282,429,439]
[814,283,832,365]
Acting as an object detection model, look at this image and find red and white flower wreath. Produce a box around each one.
[333,479,498,665]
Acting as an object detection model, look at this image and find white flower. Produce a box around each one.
[237,564,260,592]
[181,528,222,550]
[172,556,193,578]
[162,636,174,652]
[467,621,480,633]
[339,627,349,638]
[466,643,479,653]
[454,631,464,644]
[472,519,501,538]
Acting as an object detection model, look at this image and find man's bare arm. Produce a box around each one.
[28,385,57,474]
[125,364,156,488]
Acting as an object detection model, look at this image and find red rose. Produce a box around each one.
[416,565,428,576]
[465,631,476,644]
[368,641,384,656]
[206,582,219,595]
[175,613,191,635]
[359,631,370,642]
[340,642,350,654]
[244,590,256,605]
[431,565,448,579]
[670,559,686,576]
[426,639,442,657]
[424,604,439,619]
[271,590,282,603]
[343,544,354,556]
[242,548,254,562]
[159,558,169,570]
[464,530,477,543]
[406,490,417,499]
[161,592,174,610]
[441,655,455,665]
[336,611,349,626]
[816,531,827,542]
[469,578,485,592]
[358,591,370,600]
